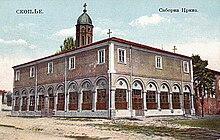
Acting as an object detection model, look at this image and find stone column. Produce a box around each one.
[27,95,30,111]
[110,89,116,109]
[92,90,97,111]
[19,97,22,112]
[169,92,173,111]
[180,93,184,111]
[35,93,38,111]
[78,92,82,112]
[157,91,161,110]
[127,89,132,110]
[191,94,195,115]
[143,91,147,110]
[66,92,69,112]
[54,95,57,112]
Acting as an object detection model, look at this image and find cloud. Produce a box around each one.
[0,38,36,49]
[94,27,126,37]
[0,54,33,91]
[129,14,167,26]
[157,39,220,71]
[0,39,27,46]
[28,44,37,49]
[53,27,75,37]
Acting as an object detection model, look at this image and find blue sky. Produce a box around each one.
[0,0,220,90]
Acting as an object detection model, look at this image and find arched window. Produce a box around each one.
[146,83,157,109]
[68,83,78,111]
[29,89,35,111]
[14,91,20,111]
[88,36,91,44]
[115,79,128,110]
[48,88,54,110]
[57,85,65,111]
[160,84,169,109]
[172,85,181,109]
[82,81,92,110]
[183,86,191,111]
[132,81,143,110]
[82,36,85,46]
[21,90,27,111]
[96,79,107,110]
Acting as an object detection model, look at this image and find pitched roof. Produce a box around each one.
[209,69,220,75]
[13,37,191,68]
[0,90,7,93]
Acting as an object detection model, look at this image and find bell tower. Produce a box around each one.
[76,3,93,48]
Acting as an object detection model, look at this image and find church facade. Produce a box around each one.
[12,4,195,118]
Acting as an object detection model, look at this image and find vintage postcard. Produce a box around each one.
[0,1,220,139]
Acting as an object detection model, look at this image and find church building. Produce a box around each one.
[12,4,195,118]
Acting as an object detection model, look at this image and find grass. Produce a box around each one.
[174,118,220,132]
[56,117,94,122]
[96,123,220,140]
[32,127,44,132]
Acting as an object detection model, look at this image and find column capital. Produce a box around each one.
[110,88,116,91]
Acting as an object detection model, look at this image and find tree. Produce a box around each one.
[56,37,76,54]
[192,54,215,117]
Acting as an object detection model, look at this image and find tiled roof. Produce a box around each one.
[0,90,7,93]
[13,37,191,68]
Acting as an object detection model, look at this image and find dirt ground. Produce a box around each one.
[0,111,220,140]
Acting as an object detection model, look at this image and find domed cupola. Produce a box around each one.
[77,7,92,25]
[75,3,94,48]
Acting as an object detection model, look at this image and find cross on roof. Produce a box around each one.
[107,29,112,38]
[83,3,87,12]
[173,46,177,53]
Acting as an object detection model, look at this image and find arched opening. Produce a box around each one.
[96,79,107,110]
[160,84,169,109]
[57,85,65,111]
[14,91,19,111]
[115,79,128,110]
[132,81,143,110]
[21,90,27,111]
[38,88,45,111]
[82,81,92,110]
[172,85,181,109]
[48,87,54,111]
[146,82,157,109]
[68,83,78,111]
[29,89,35,111]
[184,85,191,114]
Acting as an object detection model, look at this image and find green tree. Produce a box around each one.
[192,54,215,117]
[56,37,76,54]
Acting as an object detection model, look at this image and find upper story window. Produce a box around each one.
[88,36,91,44]
[15,70,20,81]
[118,48,126,64]
[98,49,105,64]
[47,62,53,74]
[30,66,35,78]
[82,36,85,46]
[183,61,189,73]
[69,56,75,69]
[155,56,162,69]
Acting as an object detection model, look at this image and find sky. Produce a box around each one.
[0,0,220,91]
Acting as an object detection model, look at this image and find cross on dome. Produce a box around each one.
[83,3,87,13]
